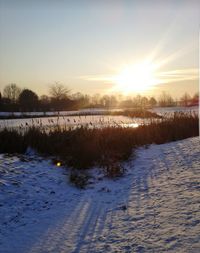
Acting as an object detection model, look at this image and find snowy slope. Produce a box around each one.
[0,137,200,253]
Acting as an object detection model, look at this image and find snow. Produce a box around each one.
[151,106,199,116]
[0,137,200,252]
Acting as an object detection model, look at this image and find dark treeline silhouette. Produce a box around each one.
[0,83,199,112]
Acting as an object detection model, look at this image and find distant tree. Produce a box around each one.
[193,92,199,100]
[71,92,84,101]
[110,95,118,108]
[100,95,118,108]
[40,95,51,111]
[191,92,199,106]
[149,97,157,107]
[1,97,12,110]
[70,92,90,109]
[100,95,112,108]
[40,95,50,103]
[3,83,21,103]
[158,92,174,107]
[133,95,142,108]
[91,93,101,107]
[49,82,70,100]
[49,83,71,110]
[0,92,2,109]
[141,96,149,108]
[18,89,39,111]
[180,93,191,107]
[120,99,133,108]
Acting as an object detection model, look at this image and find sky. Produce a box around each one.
[0,0,199,98]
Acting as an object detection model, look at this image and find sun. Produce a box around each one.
[81,56,197,95]
[112,61,159,94]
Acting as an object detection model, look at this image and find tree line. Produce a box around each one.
[0,83,199,112]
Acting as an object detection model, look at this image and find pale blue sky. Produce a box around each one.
[0,0,199,97]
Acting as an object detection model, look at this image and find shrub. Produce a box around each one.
[103,160,125,178]
[0,129,26,153]
[69,170,89,189]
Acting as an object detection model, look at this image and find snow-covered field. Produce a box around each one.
[0,137,199,253]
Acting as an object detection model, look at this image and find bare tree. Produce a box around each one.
[141,96,149,108]
[192,92,199,101]
[191,92,199,106]
[180,92,191,107]
[3,83,21,102]
[0,92,2,108]
[158,92,174,107]
[149,97,157,107]
[49,82,70,100]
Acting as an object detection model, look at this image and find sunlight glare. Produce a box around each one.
[113,61,159,94]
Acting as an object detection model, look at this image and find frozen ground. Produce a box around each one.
[0,137,200,253]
